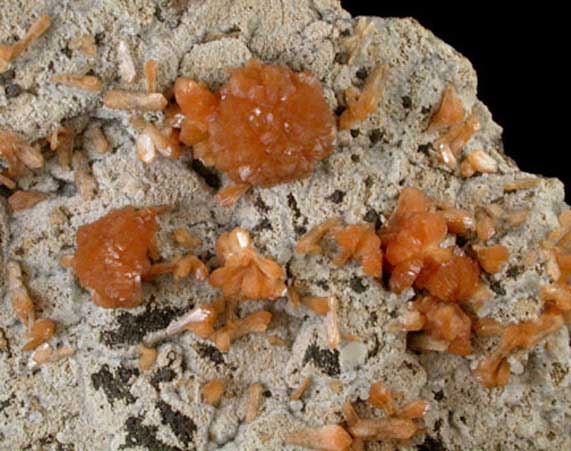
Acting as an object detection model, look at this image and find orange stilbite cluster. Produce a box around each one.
[404,296,472,356]
[474,210,571,387]
[210,310,272,352]
[1,130,44,180]
[8,191,48,212]
[174,60,336,203]
[338,382,428,445]
[474,244,509,274]
[286,424,353,451]
[427,85,481,170]
[71,207,159,308]
[7,261,56,351]
[1,15,51,73]
[297,220,383,278]
[339,65,386,130]
[380,188,480,298]
[474,312,564,388]
[203,378,225,406]
[209,227,286,301]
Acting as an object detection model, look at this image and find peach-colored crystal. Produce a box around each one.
[325,296,341,349]
[475,244,509,274]
[166,304,219,338]
[72,207,158,308]
[1,15,51,73]
[22,319,56,351]
[83,126,110,154]
[411,296,473,355]
[209,228,286,301]
[210,310,272,352]
[442,208,475,235]
[1,130,43,177]
[474,312,564,388]
[368,382,397,415]
[349,418,419,441]
[174,77,219,146]
[332,224,383,277]
[290,377,312,401]
[434,113,480,158]
[416,256,480,303]
[202,378,225,406]
[301,296,330,316]
[340,65,386,130]
[173,228,201,249]
[8,191,47,212]
[144,60,158,93]
[49,126,75,170]
[72,152,97,201]
[138,345,157,371]
[286,425,353,451]
[397,400,430,420]
[464,149,498,174]
[103,91,168,111]
[215,183,251,207]
[0,174,16,189]
[427,84,464,132]
[504,178,541,192]
[52,74,102,92]
[475,211,496,241]
[6,261,35,326]
[208,60,336,187]
[297,219,342,255]
[245,383,264,423]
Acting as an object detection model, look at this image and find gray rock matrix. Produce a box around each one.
[1,1,569,450]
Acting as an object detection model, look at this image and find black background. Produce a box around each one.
[342,2,568,200]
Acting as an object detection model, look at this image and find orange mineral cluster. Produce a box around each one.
[71,207,159,308]
[209,227,286,301]
[174,59,336,201]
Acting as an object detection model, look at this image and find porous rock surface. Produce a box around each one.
[1,1,570,450]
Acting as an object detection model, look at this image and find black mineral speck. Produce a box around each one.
[369,128,383,144]
[433,390,444,401]
[489,280,507,296]
[363,209,381,229]
[302,343,340,376]
[417,436,447,451]
[421,105,432,116]
[506,265,524,278]
[263,390,272,398]
[351,154,360,163]
[334,51,349,64]
[254,195,270,214]
[191,159,222,190]
[418,143,433,155]
[195,342,225,366]
[253,218,273,232]
[91,364,138,406]
[122,417,181,451]
[356,67,369,80]
[101,305,185,347]
[294,225,307,236]
[327,190,346,204]
[350,275,368,293]
[350,129,360,138]
[402,96,413,109]
[156,400,197,445]
[5,83,22,98]
[150,368,177,390]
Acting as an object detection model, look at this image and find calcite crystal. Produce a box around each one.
[1,2,571,451]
